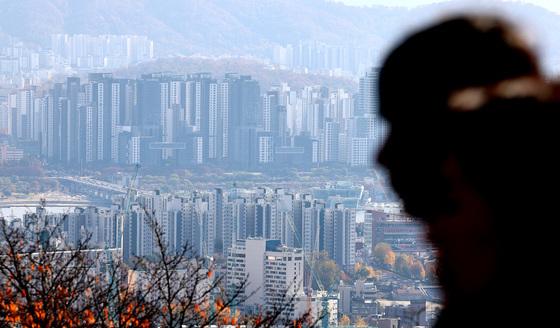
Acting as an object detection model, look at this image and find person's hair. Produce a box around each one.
[379,15,540,122]
[447,79,560,216]
[377,15,543,219]
[445,83,560,319]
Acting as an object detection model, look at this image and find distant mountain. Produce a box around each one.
[1,0,560,71]
[0,0,406,55]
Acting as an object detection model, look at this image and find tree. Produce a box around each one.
[425,260,438,281]
[395,254,414,277]
[373,243,396,267]
[354,262,379,281]
[395,254,426,281]
[354,262,369,280]
[0,208,318,327]
[355,316,368,327]
[0,217,125,327]
[123,212,246,328]
[310,252,341,291]
[410,260,426,281]
[339,314,351,327]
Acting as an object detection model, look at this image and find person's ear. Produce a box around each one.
[442,153,487,214]
[442,154,464,188]
[442,154,473,201]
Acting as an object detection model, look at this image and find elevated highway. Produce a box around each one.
[0,199,96,208]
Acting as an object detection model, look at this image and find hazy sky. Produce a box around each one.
[339,0,560,13]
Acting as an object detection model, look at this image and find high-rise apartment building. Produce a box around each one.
[322,204,356,271]
[4,68,389,171]
[226,239,304,317]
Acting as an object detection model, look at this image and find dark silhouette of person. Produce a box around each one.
[377,15,557,327]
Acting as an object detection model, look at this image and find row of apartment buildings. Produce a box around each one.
[0,68,385,169]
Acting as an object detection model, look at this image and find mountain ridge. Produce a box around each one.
[1,0,559,70]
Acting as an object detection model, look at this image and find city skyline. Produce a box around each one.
[7,180,431,324]
[1,68,385,171]
[2,1,535,326]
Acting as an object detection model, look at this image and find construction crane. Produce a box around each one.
[284,212,329,327]
[372,167,389,201]
[118,163,140,256]
[104,163,140,324]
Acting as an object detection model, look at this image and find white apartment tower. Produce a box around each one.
[226,239,304,317]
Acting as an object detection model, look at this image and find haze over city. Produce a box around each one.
[0,1,557,327]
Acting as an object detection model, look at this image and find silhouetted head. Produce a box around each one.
[378,15,541,219]
[377,15,552,327]
[430,79,560,327]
